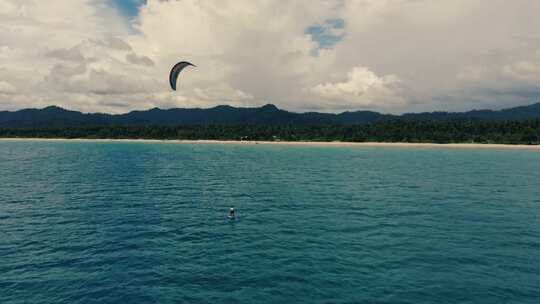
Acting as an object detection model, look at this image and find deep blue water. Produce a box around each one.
[1,140,540,303]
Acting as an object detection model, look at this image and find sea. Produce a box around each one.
[1,140,540,303]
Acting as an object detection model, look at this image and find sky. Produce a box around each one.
[1,0,540,114]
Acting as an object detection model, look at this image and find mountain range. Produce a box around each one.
[1,102,540,128]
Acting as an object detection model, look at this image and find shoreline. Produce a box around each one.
[1,138,540,150]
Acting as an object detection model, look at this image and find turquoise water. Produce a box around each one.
[1,141,540,303]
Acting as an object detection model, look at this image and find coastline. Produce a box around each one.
[1,138,540,150]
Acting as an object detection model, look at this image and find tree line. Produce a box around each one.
[1,119,539,144]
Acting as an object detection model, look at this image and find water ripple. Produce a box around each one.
[1,141,540,303]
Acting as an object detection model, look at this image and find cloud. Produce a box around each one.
[1,0,540,113]
[502,60,540,82]
[93,37,133,51]
[126,53,154,66]
[0,81,16,94]
[453,46,540,109]
[309,67,404,109]
[47,47,85,62]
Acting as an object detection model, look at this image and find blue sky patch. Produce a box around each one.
[326,18,345,29]
[306,18,346,53]
[110,0,146,17]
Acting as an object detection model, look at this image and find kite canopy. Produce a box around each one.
[169,61,195,90]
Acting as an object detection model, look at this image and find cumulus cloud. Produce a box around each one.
[310,67,403,109]
[1,0,540,113]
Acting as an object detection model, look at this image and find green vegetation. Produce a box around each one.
[1,119,540,144]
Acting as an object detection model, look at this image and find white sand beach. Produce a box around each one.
[1,138,540,150]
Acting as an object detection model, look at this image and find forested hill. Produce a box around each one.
[1,102,540,128]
